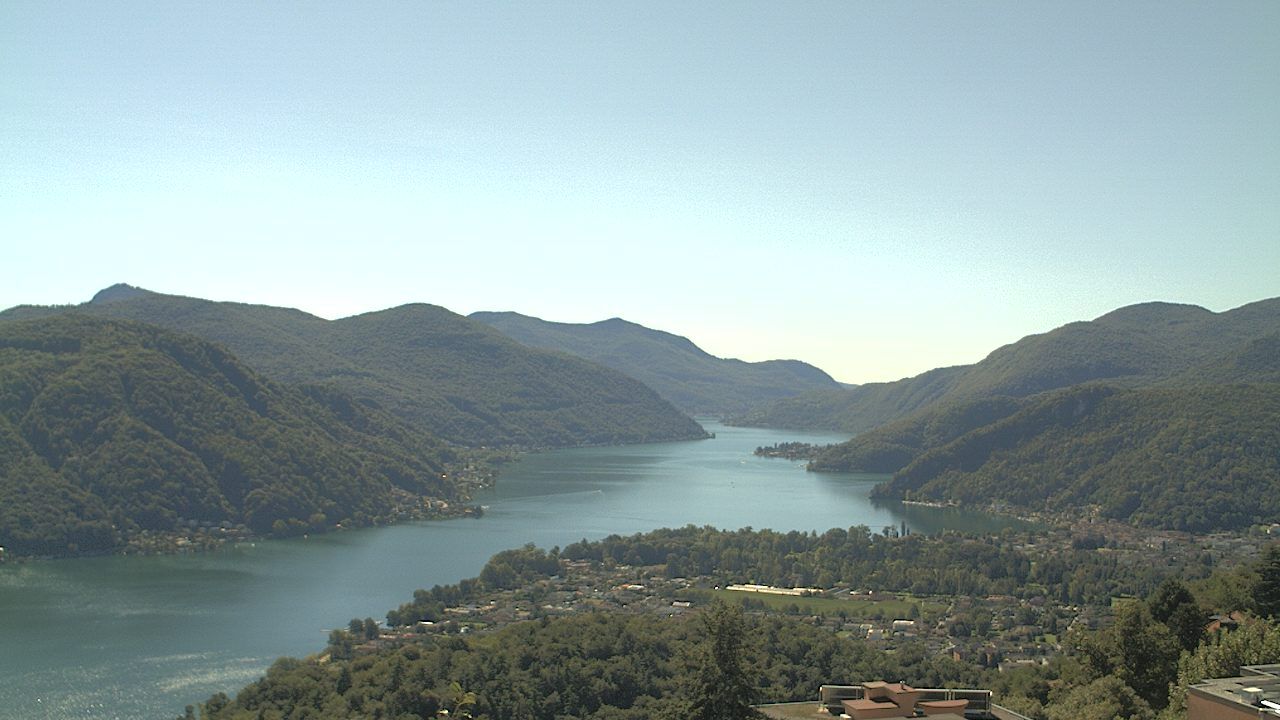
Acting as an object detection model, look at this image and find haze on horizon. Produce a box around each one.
[3,1,1277,384]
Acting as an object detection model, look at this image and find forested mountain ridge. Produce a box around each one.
[470,310,841,415]
[0,315,467,557]
[947,298,1280,400]
[808,395,1026,474]
[731,297,1280,434]
[1170,333,1280,385]
[782,300,1280,532]
[855,382,1280,532]
[1,286,708,448]
[731,365,966,435]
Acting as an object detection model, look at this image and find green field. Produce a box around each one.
[714,589,946,620]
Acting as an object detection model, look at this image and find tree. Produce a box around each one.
[1163,615,1280,715]
[200,693,230,718]
[1112,604,1181,710]
[672,601,761,720]
[1148,578,1206,652]
[1255,544,1280,619]
[442,681,477,719]
[1045,676,1153,720]
[1069,603,1180,710]
[1149,579,1195,624]
[1165,603,1209,653]
[328,629,354,660]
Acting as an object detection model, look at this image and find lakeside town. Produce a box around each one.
[341,520,1275,677]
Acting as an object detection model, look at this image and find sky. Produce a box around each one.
[2,2,1277,384]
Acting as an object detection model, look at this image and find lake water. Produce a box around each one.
[0,421,1021,719]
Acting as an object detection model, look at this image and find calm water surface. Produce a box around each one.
[0,422,1021,719]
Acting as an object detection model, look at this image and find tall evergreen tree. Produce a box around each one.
[1148,578,1206,652]
[1256,544,1280,619]
[674,602,761,720]
[1113,604,1181,710]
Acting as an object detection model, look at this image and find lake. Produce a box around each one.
[0,421,1022,719]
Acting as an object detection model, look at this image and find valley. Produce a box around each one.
[0,421,1022,719]
[5,6,1278,718]
[0,294,1277,720]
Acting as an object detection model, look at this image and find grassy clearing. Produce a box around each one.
[715,589,946,620]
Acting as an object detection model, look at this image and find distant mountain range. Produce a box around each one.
[813,321,1280,480]
[1,286,709,448]
[8,286,1279,539]
[732,298,1280,434]
[471,311,841,415]
[793,297,1280,532]
[0,315,464,556]
[814,382,1280,531]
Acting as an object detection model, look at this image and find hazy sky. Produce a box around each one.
[3,2,1277,383]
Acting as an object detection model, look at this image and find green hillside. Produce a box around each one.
[1170,334,1280,385]
[0,315,465,557]
[733,297,1280,433]
[1,286,708,448]
[471,311,841,415]
[868,383,1280,532]
[809,395,1024,473]
[730,365,966,434]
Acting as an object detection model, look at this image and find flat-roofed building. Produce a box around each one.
[755,681,1032,719]
[1187,664,1280,719]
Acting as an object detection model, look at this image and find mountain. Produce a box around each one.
[863,383,1280,532]
[1,286,708,448]
[809,395,1025,474]
[470,311,841,415]
[1169,334,1280,386]
[804,304,1280,532]
[731,366,966,435]
[732,298,1280,434]
[0,315,464,557]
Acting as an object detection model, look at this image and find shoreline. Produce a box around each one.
[0,496,488,565]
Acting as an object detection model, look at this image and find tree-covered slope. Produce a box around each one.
[1,286,708,448]
[1170,334,1280,386]
[196,603,982,720]
[731,365,967,434]
[732,297,1280,433]
[869,383,1280,532]
[314,305,708,446]
[0,315,464,557]
[809,395,1025,473]
[470,311,841,415]
[938,300,1280,401]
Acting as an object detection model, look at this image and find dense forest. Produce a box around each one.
[1,285,708,448]
[194,606,987,720]
[0,315,468,557]
[853,383,1280,532]
[808,395,1025,473]
[732,297,1280,434]
[471,311,840,415]
[1170,333,1280,385]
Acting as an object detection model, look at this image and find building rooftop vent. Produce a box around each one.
[1238,687,1264,705]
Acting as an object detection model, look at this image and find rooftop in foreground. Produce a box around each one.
[755,682,1032,720]
[756,703,1029,720]
[1187,664,1280,719]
